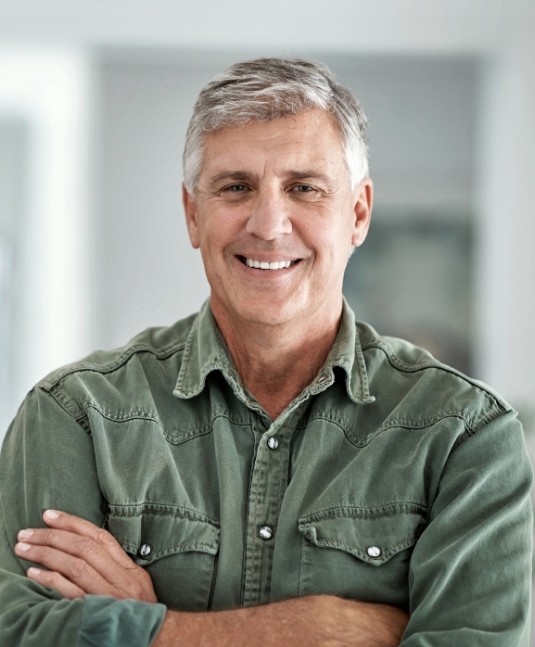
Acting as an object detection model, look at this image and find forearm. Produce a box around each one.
[7,512,407,647]
[400,412,533,646]
[0,392,167,647]
[0,567,166,647]
[154,596,408,647]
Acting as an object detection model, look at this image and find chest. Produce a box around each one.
[89,391,455,612]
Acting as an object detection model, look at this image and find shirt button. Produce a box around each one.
[267,436,279,450]
[138,543,152,558]
[259,525,274,540]
[366,546,382,559]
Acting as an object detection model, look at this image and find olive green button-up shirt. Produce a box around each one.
[0,301,532,645]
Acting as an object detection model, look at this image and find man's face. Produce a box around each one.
[183,109,372,331]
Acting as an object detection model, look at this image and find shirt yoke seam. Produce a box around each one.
[361,340,510,415]
[39,340,188,392]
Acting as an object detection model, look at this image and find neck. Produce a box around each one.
[212,302,343,419]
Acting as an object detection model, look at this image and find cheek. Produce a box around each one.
[316,224,353,261]
[203,207,245,243]
[321,236,353,283]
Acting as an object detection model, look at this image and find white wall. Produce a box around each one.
[0,51,93,432]
[94,59,210,347]
[475,35,535,419]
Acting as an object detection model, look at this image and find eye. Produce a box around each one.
[224,184,249,193]
[218,183,251,201]
[290,184,323,201]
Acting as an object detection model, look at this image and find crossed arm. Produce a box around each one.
[14,510,408,647]
[4,393,532,645]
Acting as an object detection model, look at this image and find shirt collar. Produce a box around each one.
[327,298,375,405]
[173,300,243,400]
[173,298,374,405]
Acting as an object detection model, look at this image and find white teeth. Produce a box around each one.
[244,258,292,270]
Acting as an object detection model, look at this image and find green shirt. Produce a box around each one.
[0,300,532,645]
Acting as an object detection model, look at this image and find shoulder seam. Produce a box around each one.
[39,340,188,392]
[361,339,511,415]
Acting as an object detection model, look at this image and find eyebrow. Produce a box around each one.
[286,170,334,185]
[207,171,253,187]
[207,169,335,188]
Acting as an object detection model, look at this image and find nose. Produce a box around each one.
[245,188,292,240]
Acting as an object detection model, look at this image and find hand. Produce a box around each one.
[14,510,158,603]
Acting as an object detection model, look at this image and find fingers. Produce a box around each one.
[42,510,134,568]
[15,538,119,597]
[16,521,133,588]
[14,510,158,603]
[27,566,86,600]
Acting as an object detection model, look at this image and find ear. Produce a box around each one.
[182,183,200,249]
[351,178,373,248]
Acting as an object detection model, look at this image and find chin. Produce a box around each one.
[212,289,308,328]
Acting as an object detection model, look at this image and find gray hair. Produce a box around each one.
[182,57,369,192]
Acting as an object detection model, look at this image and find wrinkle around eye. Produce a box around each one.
[215,184,253,201]
[289,184,325,201]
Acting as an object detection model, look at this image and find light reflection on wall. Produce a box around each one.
[0,50,93,437]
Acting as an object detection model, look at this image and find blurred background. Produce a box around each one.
[0,0,534,633]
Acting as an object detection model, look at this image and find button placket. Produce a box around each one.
[243,417,293,606]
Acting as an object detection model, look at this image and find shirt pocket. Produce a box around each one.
[107,507,220,611]
[297,504,426,607]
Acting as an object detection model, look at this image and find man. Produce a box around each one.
[0,58,532,646]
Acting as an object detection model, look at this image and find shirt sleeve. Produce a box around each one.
[400,410,533,646]
[0,386,167,647]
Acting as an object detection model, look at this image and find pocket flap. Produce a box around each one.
[298,503,425,566]
[107,504,220,565]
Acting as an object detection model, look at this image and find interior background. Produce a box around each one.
[1,0,534,638]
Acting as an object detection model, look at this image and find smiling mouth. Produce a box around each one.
[238,256,300,270]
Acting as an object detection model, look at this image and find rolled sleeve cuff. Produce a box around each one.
[77,596,167,647]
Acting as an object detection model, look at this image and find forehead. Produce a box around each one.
[199,109,346,177]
